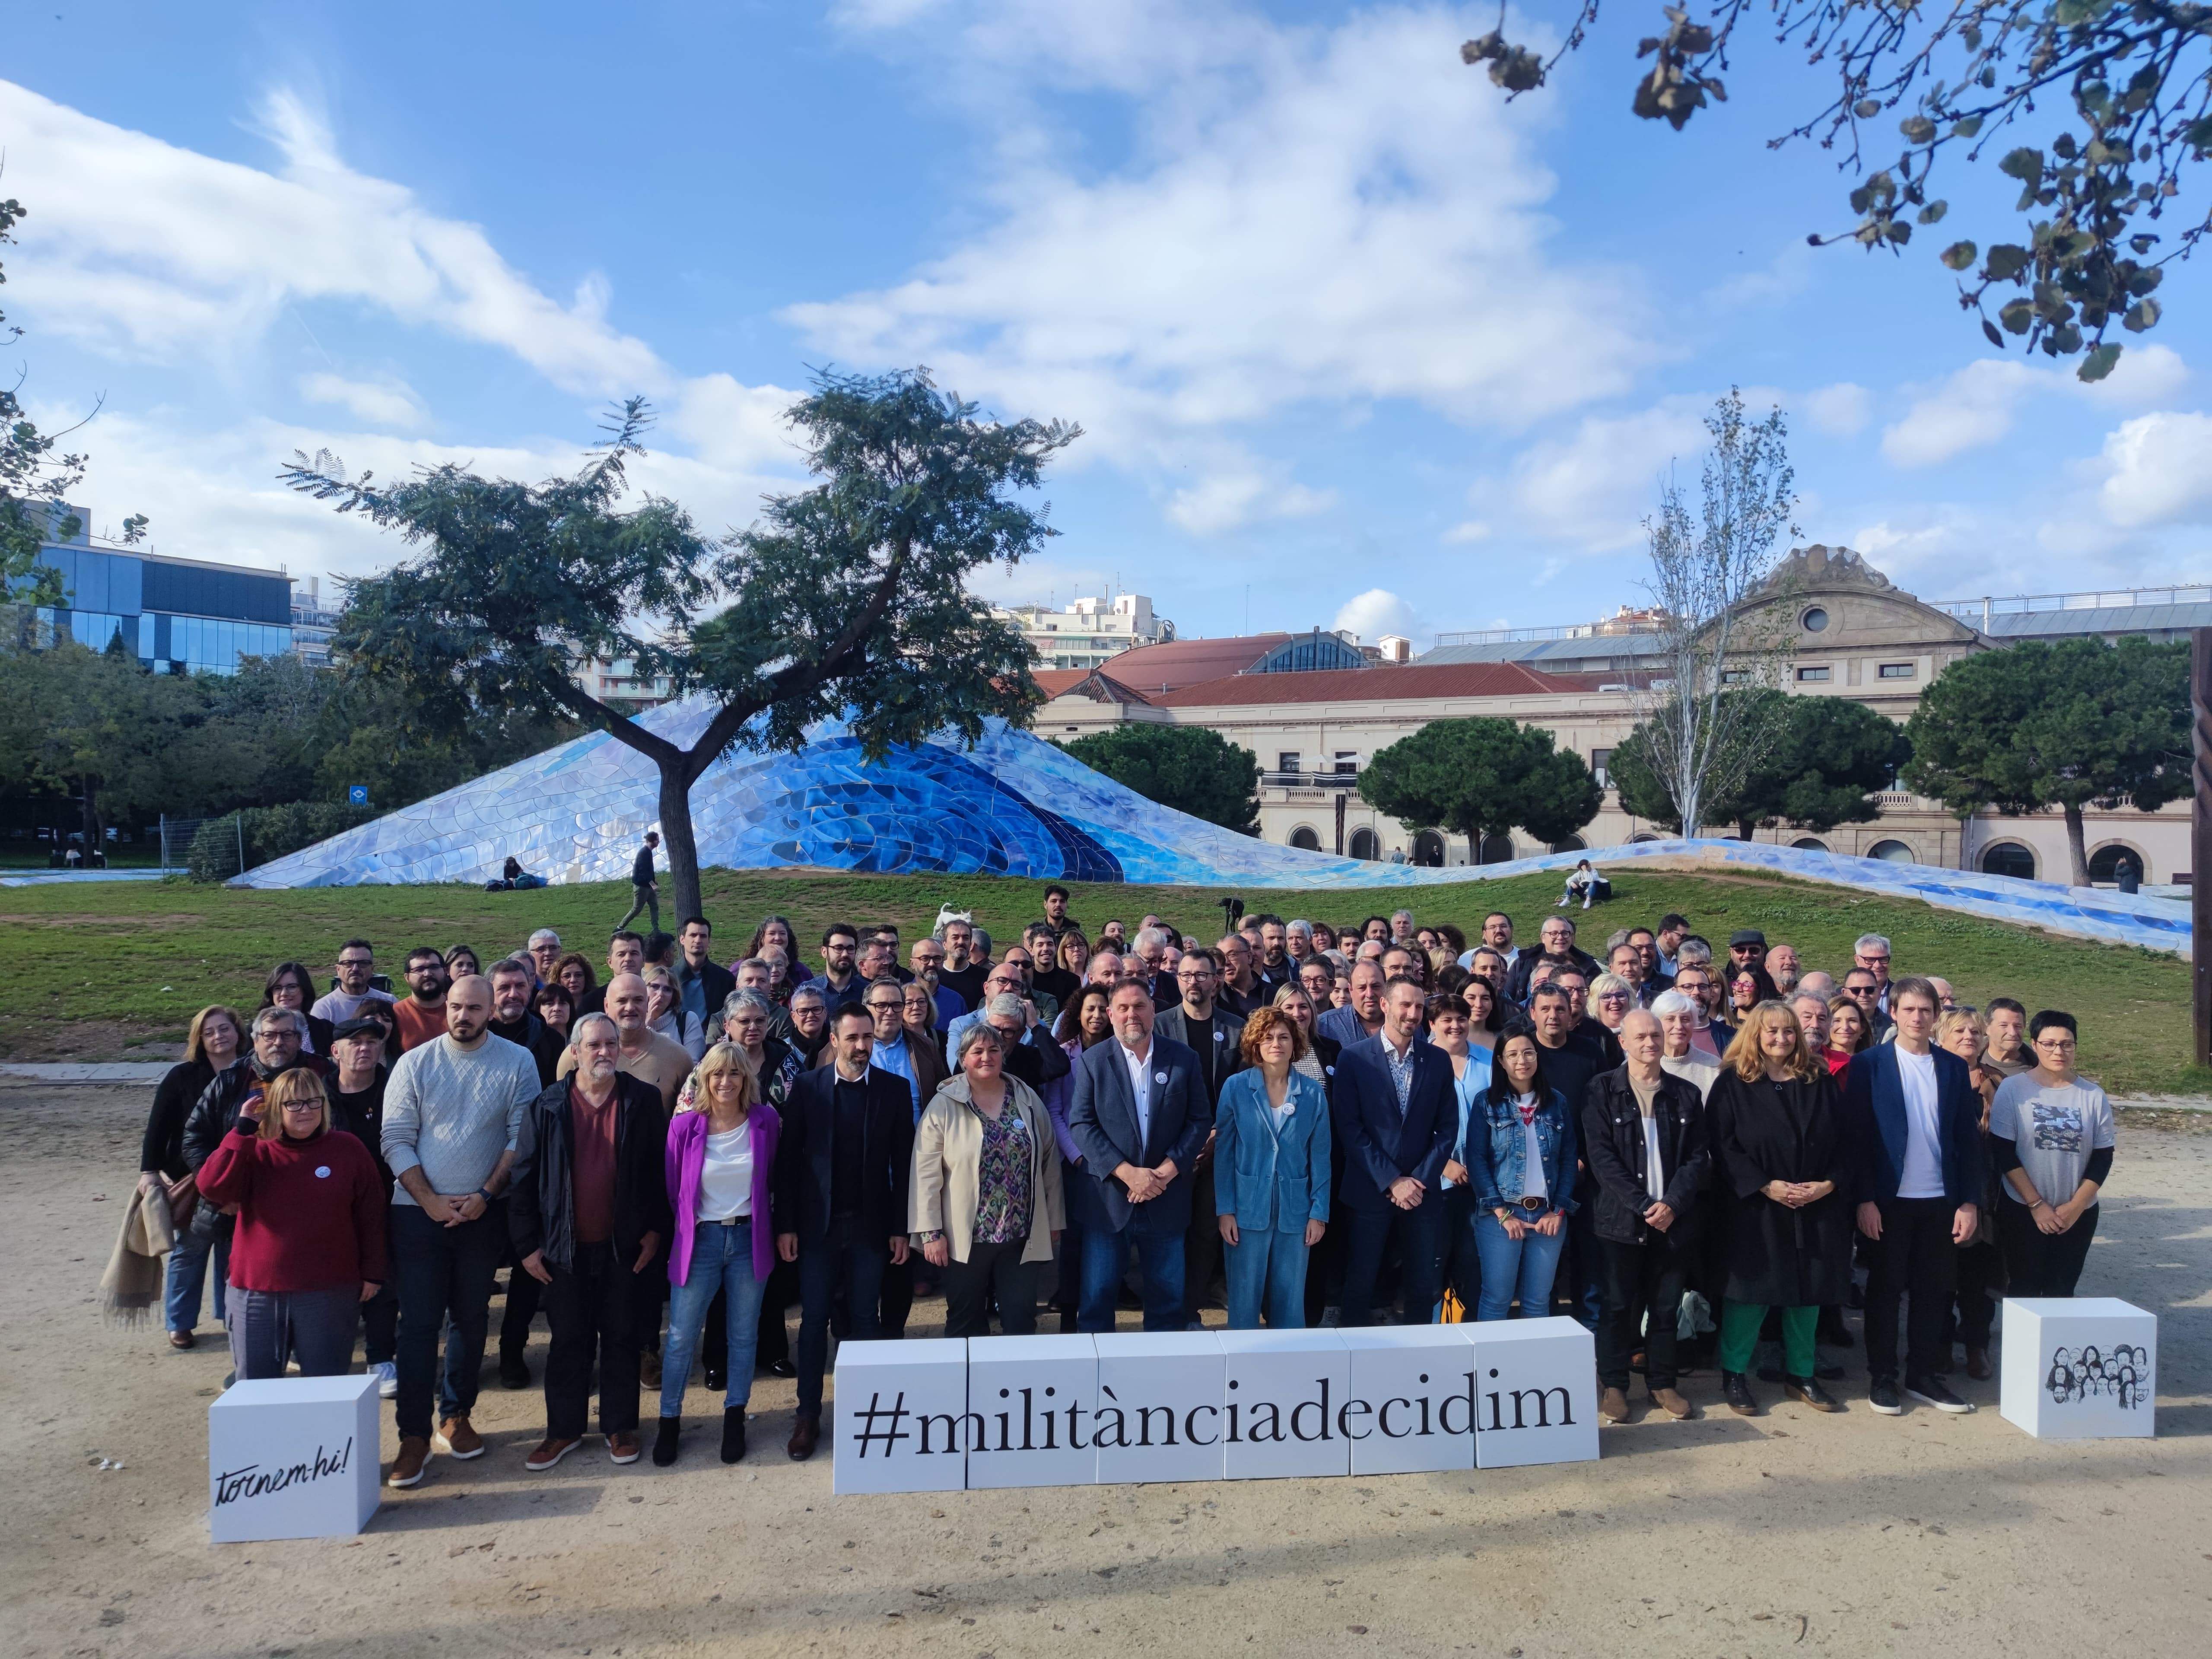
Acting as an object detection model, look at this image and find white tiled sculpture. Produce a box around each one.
[207,1376,380,1543]
[965,1335,1100,1489]
[1338,1324,1481,1475]
[1217,1328,1352,1480]
[833,1338,970,1494]
[2000,1298,2157,1440]
[1093,1331,1227,1485]
[1469,1316,1600,1469]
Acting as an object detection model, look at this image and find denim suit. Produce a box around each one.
[1213,1066,1332,1328]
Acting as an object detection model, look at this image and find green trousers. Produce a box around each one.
[1719,1299,1818,1377]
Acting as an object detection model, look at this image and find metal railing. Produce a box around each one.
[1432,619,1666,646]
[1261,769,1360,789]
[1932,585,2212,627]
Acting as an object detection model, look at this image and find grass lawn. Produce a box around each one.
[0,864,2198,1095]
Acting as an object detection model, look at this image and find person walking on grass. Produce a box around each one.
[617,831,662,935]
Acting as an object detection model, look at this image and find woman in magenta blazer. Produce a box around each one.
[656,1042,780,1467]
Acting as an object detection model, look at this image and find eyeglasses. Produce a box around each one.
[1598,992,1631,1005]
[2034,1036,2078,1050]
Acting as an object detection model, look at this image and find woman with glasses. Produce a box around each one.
[1988,1011,2114,1297]
[193,1068,386,1381]
[1588,972,1636,1042]
[1465,1025,1576,1321]
[643,965,708,1062]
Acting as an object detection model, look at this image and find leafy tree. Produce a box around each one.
[1612,689,1912,838]
[0,642,203,847]
[1358,717,1601,861]
[1633,389,1799,838]
[1465,3,2201,379]
[1060,725,1263,834]
[1904,635,2190,884]
[288,369,1074,918]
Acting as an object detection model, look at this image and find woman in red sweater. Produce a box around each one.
[196,1068,388,1382]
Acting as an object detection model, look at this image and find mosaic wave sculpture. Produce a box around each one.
[235,696,2190,957]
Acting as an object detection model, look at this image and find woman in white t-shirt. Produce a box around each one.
[1988,1011,2115,1298]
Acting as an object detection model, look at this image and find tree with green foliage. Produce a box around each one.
[1904,635,2190,885]
[0,641,204,848]
[1359,717,1601,862]
[287,369,1074,919]
[1059,725,1263,835]
[1612,689,1913,839]
[1466,2,2204,382]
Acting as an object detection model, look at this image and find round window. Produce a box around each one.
[1801,607,1830,633]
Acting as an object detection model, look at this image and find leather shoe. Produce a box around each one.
[704,1364,727,1395]
[640,1349,662,1389]
[1651,1386,1696,1421]
[721,1408,747,1464]
[766,1358,797,1379]
[787,1414,820,1461]
[435,1414,484,1459]
[608,1431,642,1464]
[387,1436,432,1488]
[1722,1371,1760,1416]
[653,1417,681,1467]
[1599,1386,1631,1424]
[1964,1345,1993,1382]
[168,1329,196,1350]
[1783,1376,1843,1412]
[524,1436,581,1471]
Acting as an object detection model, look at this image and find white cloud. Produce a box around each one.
[1881,344,2191,468]
[2094,410,2212,528]
[1504,400,1709,549]
[1441,519,1491,544]
[1165,467,1333,536]
[792,3,1649,468]
[1334,588,1417,644]
[1803,382,1872,438]
[299,372,426,430]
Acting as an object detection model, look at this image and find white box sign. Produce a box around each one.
[833,1338,970,1494]
[1469,1317,1599,1470]
[1218,1328,1352,1480]
[207,1375,380,1543]
[830,1321,1600,1492]
[1338,1325,1480,1476]
[2000,1297,2157,1441]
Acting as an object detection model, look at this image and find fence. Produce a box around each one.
[159,814,244,878]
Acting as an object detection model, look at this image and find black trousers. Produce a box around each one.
[795,1215,886,1418]
[1999,1199,2099,1297]
[500,1262,542,1357]
[1949,1238,2005,1349]
[944,1238,1039,1338]
[878,1256,915,1340]
[1596,1230,1697,1390]
[1339,1199,1446,1327]
[1181,1165,1220,1325]
[543,1241,645,1440]
[1863,1196,1959,1386]
[754,1252,798,1367]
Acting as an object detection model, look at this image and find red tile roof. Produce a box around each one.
[1086,633,1294,695]
[1148,661,1586,707]
[1031,669,1095,698]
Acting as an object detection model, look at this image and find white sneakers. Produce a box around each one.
[371,1360,398,1398]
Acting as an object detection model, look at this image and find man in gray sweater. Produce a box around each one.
[380,974,542,1489]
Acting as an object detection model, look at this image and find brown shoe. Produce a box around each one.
[1599,1386,1631,1424]
[387,1436,432,1488]
[524,1436,582,1471]
[434,1414,484,1459]
[1651,1386,1697,1421]
[608,1431,642,1465]
[787,1414,820,1462]
[640,1349,663,1389]
[168,1329,196,1351]
[1783,1376,1844,1413]
[1964,1345,1993,1382]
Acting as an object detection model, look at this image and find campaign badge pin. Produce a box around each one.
[315,1166,331,1179]
[1154,1072,1167,1085]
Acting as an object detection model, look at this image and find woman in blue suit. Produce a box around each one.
[1214,1006,1332,1329]
[1467,1023,1579,1321]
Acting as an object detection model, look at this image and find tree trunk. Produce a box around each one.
[658,757,705,927]
[79,777,102,866]
[2063,801,2091,887]
[1468,831,1480,866]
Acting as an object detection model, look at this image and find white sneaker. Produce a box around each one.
[371,1361,398,1399]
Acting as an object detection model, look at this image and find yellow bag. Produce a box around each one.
[1440,1287,1468,1324]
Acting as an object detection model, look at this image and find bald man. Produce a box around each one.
[556,972,690,1111]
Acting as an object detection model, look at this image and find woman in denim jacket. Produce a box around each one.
[1466,1024,1579,1321]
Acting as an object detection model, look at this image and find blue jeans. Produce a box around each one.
[165,1224,229,1333]
[1223,1227,1309,1329]
[1077,1222,1186,1333]
[662,1221,766,1417]
[1473,1211,1567,1322]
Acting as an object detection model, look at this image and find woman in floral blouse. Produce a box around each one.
[909,1020,1064,1338]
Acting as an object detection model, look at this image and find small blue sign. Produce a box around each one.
[347,785,369,807]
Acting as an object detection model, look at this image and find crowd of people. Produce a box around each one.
[134,874,2119,1487]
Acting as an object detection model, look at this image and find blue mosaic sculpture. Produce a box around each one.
[235,694,2189,956]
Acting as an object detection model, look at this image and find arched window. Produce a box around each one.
[1478,833,1516,865]
[1288,825,1322,852]
[1980,841,2036,881]
[1549,835,1587,853]
[2087,844,2139,885]
[1411,830,1446,868]
[1348,827,1380,861]
[1629,832,1662,844]
[1866,839,1915,864]
[1790,837,1830,852]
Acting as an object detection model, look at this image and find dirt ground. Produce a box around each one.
[4,1081,2209,1659]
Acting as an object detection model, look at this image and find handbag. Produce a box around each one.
[1440,1286,1468,1324]
[163,1171,200,1234]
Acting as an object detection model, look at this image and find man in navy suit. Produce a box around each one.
[1067,980,1211,1332]
[1844,975,1986,1417]
[1332,975,1457,1326]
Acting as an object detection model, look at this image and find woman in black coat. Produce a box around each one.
[1707,1001,1852,1417]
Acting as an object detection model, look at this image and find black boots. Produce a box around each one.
[721,1408,747,1464]
[652,1416,680,1466]
[1722,1370,1760,1416]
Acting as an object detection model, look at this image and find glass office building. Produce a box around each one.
[25,505,294,675]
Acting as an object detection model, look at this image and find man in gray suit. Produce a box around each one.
[1155,948,1247,1328]
[1068,980,1211,1333]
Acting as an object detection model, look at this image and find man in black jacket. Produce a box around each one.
[1155,949,1246,1327]
[677,916,736,1033]
[489,958,565,1086]
[1581,1010,1711,1424]
[509,1013,671,1471]
[772,1004,915,1461]
[1506,916,1602,1007]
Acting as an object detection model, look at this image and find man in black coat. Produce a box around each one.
[1068,981,1210,1332]
[1155,949,1248,1326]
[1330,976,1457,1327]
[1506,915,1602,1007]
[1581,1010,1711,1423]
[508,1013,671,1470]
[772,1004,915,1459]
[677,916,736,1034]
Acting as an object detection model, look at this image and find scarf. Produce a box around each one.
[99,1183,177,1325]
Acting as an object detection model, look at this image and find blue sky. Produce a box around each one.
[9,0,2212,647]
